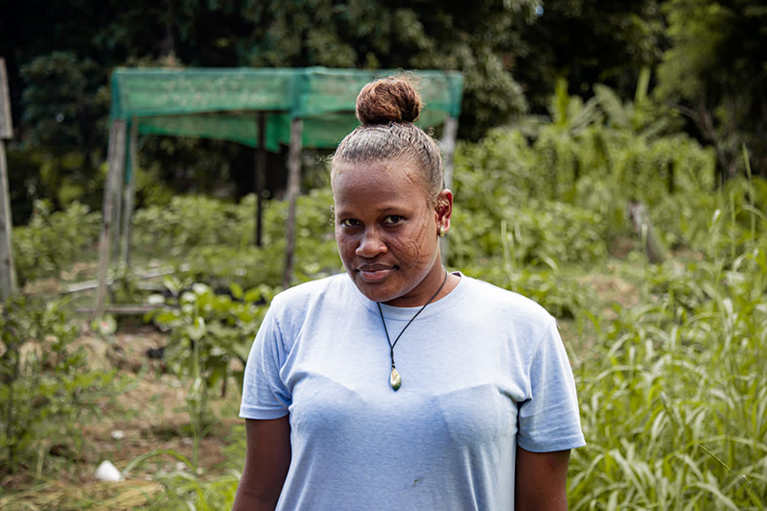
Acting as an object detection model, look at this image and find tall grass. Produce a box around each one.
[568,242,767,509]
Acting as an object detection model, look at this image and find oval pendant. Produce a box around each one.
[390,367,402,391]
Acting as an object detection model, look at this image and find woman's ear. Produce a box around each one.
[435,189,454,236]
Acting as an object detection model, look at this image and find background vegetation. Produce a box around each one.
[1,0,766,509]
[1,0,765,222]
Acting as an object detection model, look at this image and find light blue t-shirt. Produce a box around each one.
[240,273,585,510]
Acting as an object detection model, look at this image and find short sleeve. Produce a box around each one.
[516,319,586,452]
[239,307,292,420]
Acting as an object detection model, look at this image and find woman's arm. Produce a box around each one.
[232,416,291,511]
[515,446,571,511]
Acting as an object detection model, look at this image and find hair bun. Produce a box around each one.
[356,77,422,125]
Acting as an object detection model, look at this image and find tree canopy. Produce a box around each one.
[0,0,764,221]
[656,0,767,180]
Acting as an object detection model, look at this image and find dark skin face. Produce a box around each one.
[332,158,453,307]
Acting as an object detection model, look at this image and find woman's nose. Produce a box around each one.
[356,229,387,257]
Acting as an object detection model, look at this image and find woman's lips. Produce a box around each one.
[357,267,394,283]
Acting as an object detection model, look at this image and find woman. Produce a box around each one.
[234,77,585,511]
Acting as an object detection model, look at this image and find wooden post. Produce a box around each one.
[0,57,17,300]
[112,130,127,261]
[628,202,667,264]
[0,141,15,300]
[120,119,138,267]
[283,118,303,289]
[95,119,127,316]
[439,114,458,266]
[0,59,10,141]
[255,113,267,247]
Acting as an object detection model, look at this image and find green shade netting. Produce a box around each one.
[111,67,463,152]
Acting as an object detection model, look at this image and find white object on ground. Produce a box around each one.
[111,430,125,440]
[95,460,124,482]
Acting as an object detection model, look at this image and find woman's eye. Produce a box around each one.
[340,218,359,228]
[383,215,403,225]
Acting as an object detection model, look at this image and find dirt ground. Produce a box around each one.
[83,325,244,476]
[0,323,245,508]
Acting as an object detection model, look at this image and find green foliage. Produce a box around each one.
[450,198,609,271]
[20,52,109,148]
[451,80,720,269]
[149,281,274,397]
[6,178,339,293]
[569,244,767,509]
[652,176,767,262]
[182,245,285,293]
[0,298,120,475]
[510,75,711,199]
[3,0,540,153]
[132,163,175,207]
[147,280,274,467]
[239,0,539,140]
[513,0,665,109]
[150,469,240,510]
[462,257,596,320]
[450,121,716,270]
[132,188,340,290]
[592,67,679,139]
[12,200,101,284]
[4,0,762,218]
[133,195,251,258]
[657,0,767,178]
[5,145,108,223]
[13,52,111,212]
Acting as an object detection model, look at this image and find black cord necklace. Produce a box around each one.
[376,267,449,391]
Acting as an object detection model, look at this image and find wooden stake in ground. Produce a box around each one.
[95,120,127,316]
[255,112,267,247]
[439,114,458,266]
[628,202,668,264]
[120,119,138,267]
[283,118,303,289]
[0,57,17,300]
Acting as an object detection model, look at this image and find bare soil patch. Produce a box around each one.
[1,324,245,509]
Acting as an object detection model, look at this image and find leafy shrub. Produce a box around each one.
[148,281,275,397]
[451,116,718,266]
[450,200,608,270]
[12,200,101,284]
[132,195,250,258]
[259,187,343,283]
[462,259,597,319]
[650,176,767,262]
[146,280,275,467]
[182,245,285,291]
[0,298,120,475]
[131,188,340,290]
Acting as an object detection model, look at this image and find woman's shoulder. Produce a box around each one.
[272,273,349,304]
[268,273,352,321]
[461,274,555,326]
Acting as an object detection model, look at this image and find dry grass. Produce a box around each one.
[0,480,164,511]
